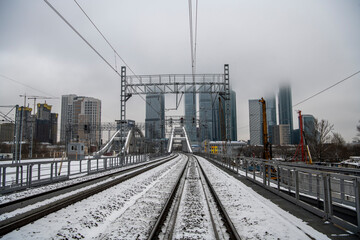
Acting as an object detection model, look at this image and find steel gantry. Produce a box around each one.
[120,64,231,142]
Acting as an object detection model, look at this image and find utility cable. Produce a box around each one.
[44,0,160,115]
[0,74,57,97]
[72,0,159,115]
[73,0,139,78]
[293,69,360,107]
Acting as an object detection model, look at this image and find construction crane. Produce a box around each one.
[259,97,270,160]
[19,95,59,114]
[18,95,58,159]
[293,111,313,164]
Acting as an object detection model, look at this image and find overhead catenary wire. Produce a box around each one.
[44,0,160,115]
[73,0,139,78]
[293,69,360,107]
[0,74,57,98]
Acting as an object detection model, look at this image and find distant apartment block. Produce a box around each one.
[272,124,291,145]
[35,103,58,144]
[60,95,101,148]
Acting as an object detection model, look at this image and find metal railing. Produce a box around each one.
[198,153,360,234]
[0,153,169,194]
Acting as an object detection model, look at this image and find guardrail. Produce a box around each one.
[0,153,169,194]
[198,153,360,235]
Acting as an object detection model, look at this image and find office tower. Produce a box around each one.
[145,90,165,140]
[249,99,263,145]
[60,94,76,143]
[60,95,101,148]
[278,84,293,143]
[35,103,58,144]
[301,114,316,140]
[265,94,276,144]
[184,87,197,142]
[199,87,213,142]
[212,96,222,141]
[272,124,291,145]
[230,90,237,141]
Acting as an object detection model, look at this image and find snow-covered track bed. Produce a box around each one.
[0,154,178,237]
[152,155,237,239]
[197,156,330,240]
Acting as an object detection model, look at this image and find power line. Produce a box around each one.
[293,69,360,107]
[44,0,120,77]
[44,0,160,115]
[73,0,139,78]
[0,74,57,98]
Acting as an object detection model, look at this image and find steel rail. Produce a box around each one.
[0,154,177,213]
[0,154,178,236]
[194,156,221,239]
[195,155,242,240]
[147,156,189,239]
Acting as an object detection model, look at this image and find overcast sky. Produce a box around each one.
[0,0,359,142]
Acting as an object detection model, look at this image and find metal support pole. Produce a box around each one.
[224,64,231,141]
[120,66,127,166]
[355,178,360,233]
[295,170,300,201]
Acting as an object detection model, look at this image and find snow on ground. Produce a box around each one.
[2,155,185,239]
[197,156,330,240]
[173,157,216,239]
[0,157,159,204]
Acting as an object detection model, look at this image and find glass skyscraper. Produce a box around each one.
[265,94,276,144]
[230,90,237,141]
[278,84,293,143]
[199,86,213,141]
[184,86,197,142]
[249,99,263,145]
[145,89,165,140]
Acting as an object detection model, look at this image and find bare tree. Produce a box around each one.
[331,132,345,145]
[308,118,334,161]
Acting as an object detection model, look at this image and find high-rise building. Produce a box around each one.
[230,90,237,141]
[301,114,316,140]
[0,123,14,142]
[272,124,291,145]
[265,94,276,144]
[60,94,76,143]
[35,103,58,144]
[212,95,222,141]
[18,106,34,142]
[184,87,197,142]
[60,95,101,148]
[249,99,263,145]
[199,87,213,142]
[145,90,165,140]
[278,84,293,143]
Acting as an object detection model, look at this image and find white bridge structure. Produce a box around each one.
[167,126,193,153]
[95,125,145,157]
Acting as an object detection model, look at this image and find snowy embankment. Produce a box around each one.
[197,156,330,240]
[0,157,156,204]
[3,155,186,239]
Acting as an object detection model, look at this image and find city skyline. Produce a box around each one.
[0,0,359,142]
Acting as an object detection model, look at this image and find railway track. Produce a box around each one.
[149,154,241,239]
[0,154,178,236]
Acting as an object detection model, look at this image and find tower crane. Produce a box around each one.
[259,97,270,160]
[19,95,59,114]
